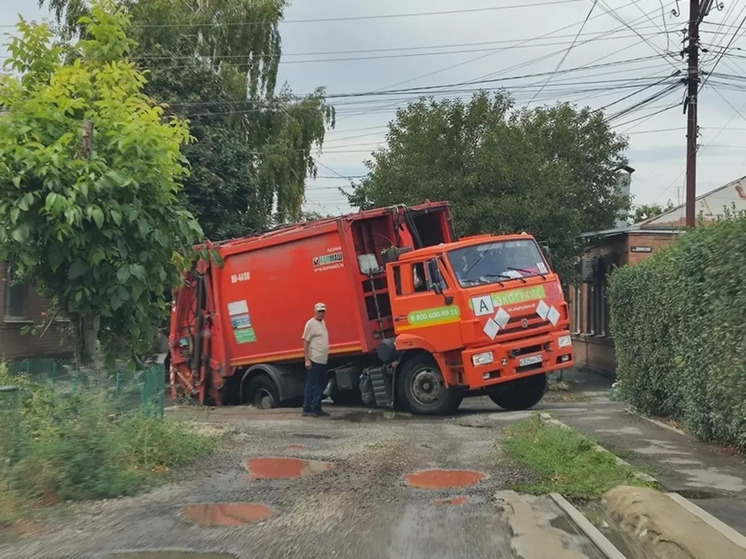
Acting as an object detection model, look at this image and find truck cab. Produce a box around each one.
[384,233,573,414]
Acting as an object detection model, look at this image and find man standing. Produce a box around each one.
[302,302,330,417]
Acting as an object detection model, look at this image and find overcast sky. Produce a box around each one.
[3,0,746,217]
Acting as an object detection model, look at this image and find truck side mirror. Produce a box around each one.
[540,243,553,270]
[427,259,443,295]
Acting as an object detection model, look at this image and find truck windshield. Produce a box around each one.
[448,239,548,287]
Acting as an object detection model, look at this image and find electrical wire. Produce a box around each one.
[525,0,598,107]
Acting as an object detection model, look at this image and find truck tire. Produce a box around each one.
[488,373,547,411]
[397,355,461,415]
[247,375,280,410]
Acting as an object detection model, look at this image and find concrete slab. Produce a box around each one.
[550,370,746,537]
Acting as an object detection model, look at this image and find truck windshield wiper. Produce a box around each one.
[507,266,546,280]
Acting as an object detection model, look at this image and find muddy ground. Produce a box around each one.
[0,392,605,559]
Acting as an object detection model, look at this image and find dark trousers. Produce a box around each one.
[303,361,327,413]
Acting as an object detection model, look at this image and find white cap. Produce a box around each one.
[314,302,327,312]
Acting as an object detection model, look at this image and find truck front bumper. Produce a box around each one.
[460,330,574,389]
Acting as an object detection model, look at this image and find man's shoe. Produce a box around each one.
[302,412,312,417]
[315,410,330,417]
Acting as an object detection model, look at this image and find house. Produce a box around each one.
[1,264,70,361]
[569,175,746,375]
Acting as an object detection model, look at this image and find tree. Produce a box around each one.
[347,92,630,281]
[0,1,203,361]
[631,201,675,224]
[41,0,335,239]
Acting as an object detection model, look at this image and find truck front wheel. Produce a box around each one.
[247,375,280,410]
[488,373,547,411]
[397,355,461,415]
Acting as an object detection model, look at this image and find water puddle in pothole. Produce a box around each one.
[247,457,334,479]
[333,410,416,423]
[292,433,332,440]
[107,552,237,559]
[286,444,308,450]
[183,503,274,526]
[405,469,486,489]
[432,496,470,506]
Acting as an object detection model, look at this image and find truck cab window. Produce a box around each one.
[393,266,403,296]
[413,263,427,292]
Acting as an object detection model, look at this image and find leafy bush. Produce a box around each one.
[0,362,218,509]
[609,212,746,449]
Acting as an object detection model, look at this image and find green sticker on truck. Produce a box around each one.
[468,285,546,309]
[406,305,461,327]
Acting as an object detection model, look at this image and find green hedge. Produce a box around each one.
[609,213,746,449]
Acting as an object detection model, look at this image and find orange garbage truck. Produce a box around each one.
[168,201,574,415]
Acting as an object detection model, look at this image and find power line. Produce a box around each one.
[700,14,746,91]
[120,1,587,29]
[526,0,598,107]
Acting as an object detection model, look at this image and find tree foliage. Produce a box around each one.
[631,201,675,224]
[347,92,630,281]
[41,0,336,239]
[0,1,203,360]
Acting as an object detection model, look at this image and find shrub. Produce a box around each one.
[609,212,746,449]
[0,362,218,508]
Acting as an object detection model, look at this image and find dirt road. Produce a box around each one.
[0,398,605,559]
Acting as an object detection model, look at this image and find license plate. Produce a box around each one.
[519,354,543,367]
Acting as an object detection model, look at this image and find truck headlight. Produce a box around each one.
[472,351,494,366]
[558,335,572,348]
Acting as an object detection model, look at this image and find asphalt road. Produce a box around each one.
[0,395,605,559]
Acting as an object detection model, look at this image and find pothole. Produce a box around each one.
[183,503,274,526]
[247,457,334,479]
[292,433,332,440]
[432,496,470,506]
[675,489,721,500]
[107,552,238,559]
[286,444,308,450]
[405,469,486,489]
[332,411,416,423]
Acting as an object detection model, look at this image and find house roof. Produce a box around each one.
[581,175,746,239]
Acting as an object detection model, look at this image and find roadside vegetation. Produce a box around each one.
[609,209,746,451]
[503,416,655,501]
[0,362,218,526]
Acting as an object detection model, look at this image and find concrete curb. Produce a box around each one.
[623,407,692,439]
[666,492,746,550]
[538,413,658,484]
[549,493,626,559]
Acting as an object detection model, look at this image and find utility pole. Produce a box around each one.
[685,0,700,229]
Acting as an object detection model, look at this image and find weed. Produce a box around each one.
[503,415,656,500]
[0,362,218,521]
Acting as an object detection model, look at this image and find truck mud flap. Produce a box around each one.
[368,366,393,408]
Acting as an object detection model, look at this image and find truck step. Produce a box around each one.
[368,366,393,408]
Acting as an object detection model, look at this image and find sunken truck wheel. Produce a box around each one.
[488,373,547,411]
[247,375,280,410]
[397,354,461,415]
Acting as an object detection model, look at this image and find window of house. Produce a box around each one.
[5,265,27,320]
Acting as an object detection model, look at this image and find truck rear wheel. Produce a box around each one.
[397,355,461,415]
[247,375,280,410]
[488,373,547,411]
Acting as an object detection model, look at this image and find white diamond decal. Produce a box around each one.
[483,318,500,340]
[547,306,560,326]
[536,300,550,320]
[495,307,510,329]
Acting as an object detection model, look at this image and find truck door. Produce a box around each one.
[389,258,463,351]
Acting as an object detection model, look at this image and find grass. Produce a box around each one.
[503,415,657,501]
[0,362,219,526]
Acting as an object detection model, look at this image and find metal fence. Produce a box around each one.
[6,359,165,418]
